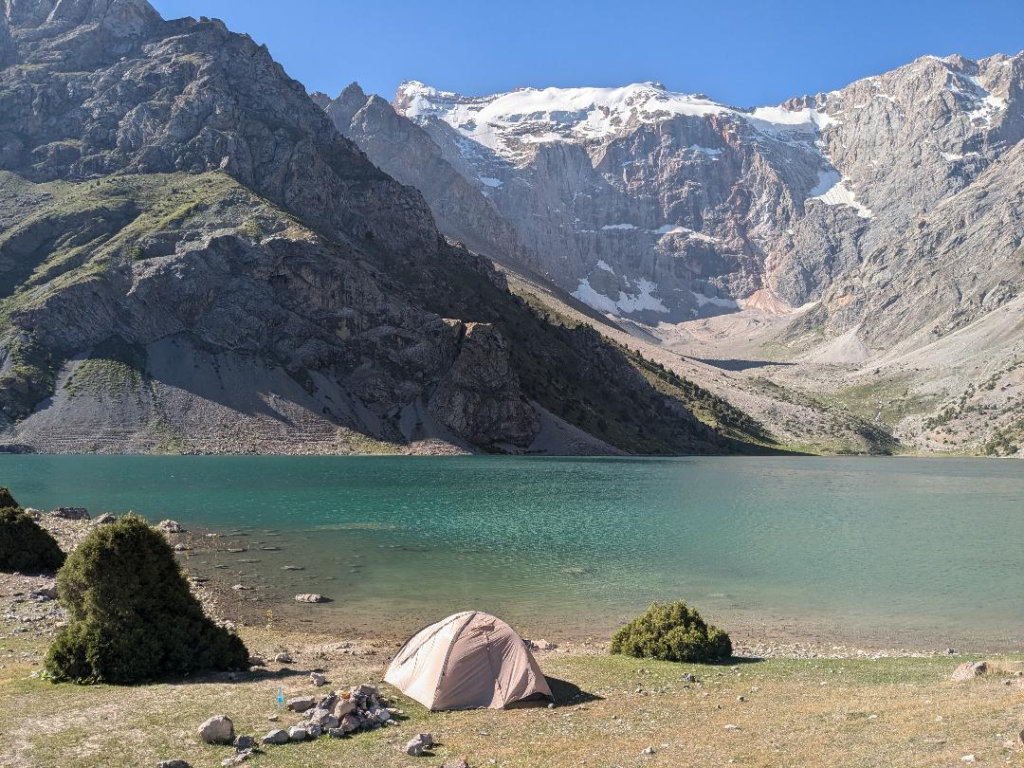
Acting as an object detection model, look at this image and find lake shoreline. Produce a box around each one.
[12,515,1018,660]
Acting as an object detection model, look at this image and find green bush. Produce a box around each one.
[610,601,732,663]
[0,486,19,508]
[0,507,66,572]
[45,514,248,684]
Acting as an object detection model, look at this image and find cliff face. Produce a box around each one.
[0,0,768,455]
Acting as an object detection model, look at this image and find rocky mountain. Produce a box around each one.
[0,0,773,456]
[314,53,1023,455]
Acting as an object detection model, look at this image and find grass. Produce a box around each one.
[1,628,1021,767]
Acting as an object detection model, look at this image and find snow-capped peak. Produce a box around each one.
[395,79,841,160]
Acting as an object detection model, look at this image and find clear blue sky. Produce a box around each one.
[150,0,1023,106]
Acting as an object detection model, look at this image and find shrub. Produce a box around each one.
[0,486,18,508]
[45,514,248,684]
[0,507,66,572]
[610,601,732,663]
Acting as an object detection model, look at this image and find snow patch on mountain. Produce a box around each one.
[572,277,669,315]
[808,170,874,218]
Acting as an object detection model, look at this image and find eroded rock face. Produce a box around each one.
[0,0,768,457]
[385,54,1022,336]
[428,322,540,449]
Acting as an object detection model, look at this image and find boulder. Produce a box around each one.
[286,696,316,713]
[94,513,117,524]
[951,661,987,681]
[50,507,89,520]
[310,672,327,687]
[198,715,234,745]
[158,520,184,533]
[31,586,57,601]
[306,708,337,729]
[287,725,309,742]
[306,722,322,739]
[294,593,324,603]
[261,729,289,745]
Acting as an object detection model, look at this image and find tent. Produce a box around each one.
[384,611,553,710]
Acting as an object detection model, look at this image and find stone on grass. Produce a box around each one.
[642,746,656,755]
[157,761,190,768]
[310,671,327,687]
[198,715,234,745]
[306,722,322,739]
[233,735,254,751]
[406,732,434,755]
[51,506,90,520]
[442,760,471,768]
[273,652,292,664]
[221,753,252,767]
[287,725,309,741]
[339,713,361,733]
[951,662,987,681]
[287,696,316,712]
[306,708,337,729]
[261,729,289,745]
[294,593,323,603]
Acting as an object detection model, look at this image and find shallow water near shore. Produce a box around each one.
[3,455,1022,649]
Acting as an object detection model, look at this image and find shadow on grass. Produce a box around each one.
[547,675,603,706]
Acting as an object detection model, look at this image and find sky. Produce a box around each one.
[150,0,1024,106]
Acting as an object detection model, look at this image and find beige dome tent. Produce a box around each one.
[384,611,553,710]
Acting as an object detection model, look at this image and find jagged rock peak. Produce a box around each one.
[5,0,159,33]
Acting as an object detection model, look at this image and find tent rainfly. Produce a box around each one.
[384,611,553,710]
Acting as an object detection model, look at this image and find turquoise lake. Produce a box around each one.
[2,455,1022,648]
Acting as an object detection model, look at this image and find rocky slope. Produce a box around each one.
[0,0,773,456]
[314,53,1022,455]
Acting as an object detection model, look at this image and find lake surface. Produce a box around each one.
[2,456,1022,649]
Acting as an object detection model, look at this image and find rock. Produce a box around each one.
[231,584,252,591]
[273,652,292,664]
[233,735,254,751]
[294,593,324,603]
[339,714,361,733]
[328,727,346,738]
[31,586,57,601]
[724,724,739,731]
[287,725,309,742]
[286,696,316,713]
[682,673,697,683]
[306,708,337,729]
[306,722,322,739]
[94,513,117,524]
[310,672,328,687]
[405,736,428,756]
[642,746,656,755]
[221,752,252,767]
[281,565,304,571]
[951,661,987,681]
[530,639,557,651]
[248,655,266,667]
[961,756,975,763]
[333,699,356,719]
[198,715,234,745]
[158,520,184,533]
[261,729,289,745]
[156,762,190,768]
[442,760,471,768]
[173,543,191,552]
[50,507,89,520]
